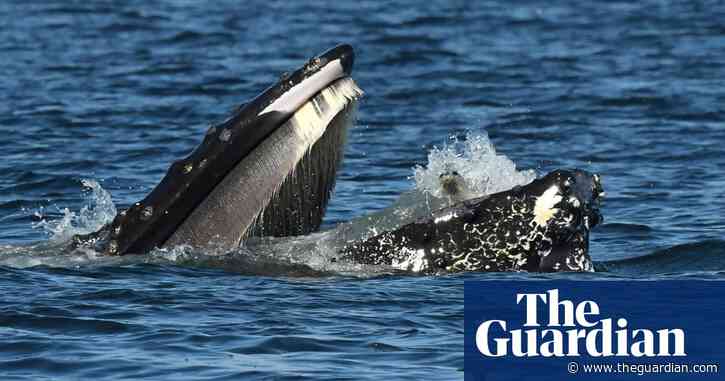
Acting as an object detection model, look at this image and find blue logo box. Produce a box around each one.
[464,281,724,380]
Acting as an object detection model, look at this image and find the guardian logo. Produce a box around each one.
[476,289,686,357]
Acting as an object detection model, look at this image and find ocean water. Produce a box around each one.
[1,1,724,379]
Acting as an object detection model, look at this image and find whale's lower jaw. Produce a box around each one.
[164,78,361,250]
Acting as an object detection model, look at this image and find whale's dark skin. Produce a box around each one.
[338,170,604,273]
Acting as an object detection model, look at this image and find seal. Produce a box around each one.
[338,169,604,273]
[438,170,474,204]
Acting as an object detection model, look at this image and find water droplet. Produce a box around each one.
[108,240,118,254]
[183,163,193,174]
[199,158,208,169]
[219,129,231,142]
[113,226,121,235]
[140,206,154,221]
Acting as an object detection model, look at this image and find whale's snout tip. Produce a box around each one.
[316,44,355,76]
[334,44,355,75]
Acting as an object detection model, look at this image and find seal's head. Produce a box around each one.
[438,170,467,200]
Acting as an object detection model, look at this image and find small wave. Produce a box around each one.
[400,15,455,27]
[598,240,725,276]
[0,311,131,335]
[598,222,652,232]
[145,244,331,277]
[160,30,235,44]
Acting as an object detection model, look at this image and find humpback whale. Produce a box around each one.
[80,44,363,255]
[338,170,604,273]
[72,44,604,273]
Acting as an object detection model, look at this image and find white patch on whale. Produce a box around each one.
[533,185,562,227]
[260,59,346,117]
[434,212,457,223]
[392,248,428,272]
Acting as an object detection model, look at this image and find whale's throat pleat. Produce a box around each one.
[163,78,362,249]
[247,103,352,238]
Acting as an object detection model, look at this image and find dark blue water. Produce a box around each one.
[1,1,724,379]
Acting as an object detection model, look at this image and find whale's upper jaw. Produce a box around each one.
[102,45,361,256]
[254,44,355,119]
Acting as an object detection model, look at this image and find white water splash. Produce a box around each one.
[33,179,117,242]
[413,132,536,200]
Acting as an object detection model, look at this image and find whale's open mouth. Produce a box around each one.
[102,45,363,255]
